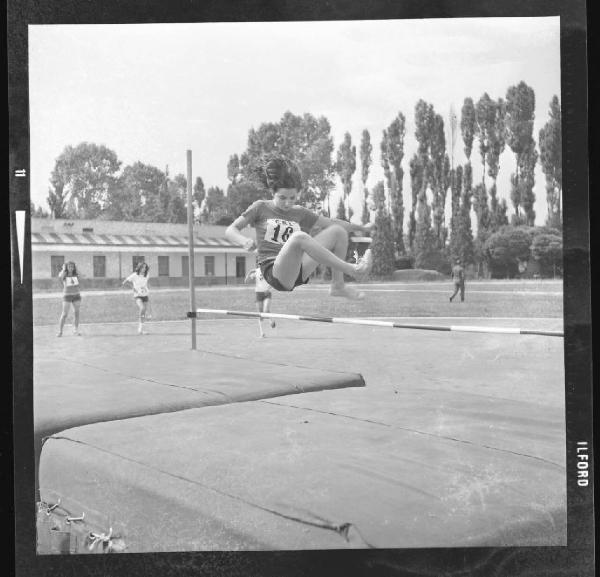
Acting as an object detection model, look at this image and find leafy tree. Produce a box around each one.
[484,225,533,278]
[227,154,241,185]
[193,177,206,222]
[50,142,121,219]
[227,181,265,219]
[165,174,188,223]
[370,181,395,277]
[202,186,229,225]
[335,132,356,220]
[359,129,372,224]
[46,181,66,218]
[531,233,562,277]
[539,96,562,228]
[105,161,164,221]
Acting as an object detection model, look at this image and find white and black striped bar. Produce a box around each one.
[190,309,563,337]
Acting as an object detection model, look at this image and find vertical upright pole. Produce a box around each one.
[186,150,197,350]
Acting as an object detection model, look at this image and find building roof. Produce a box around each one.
[31,232,242,249]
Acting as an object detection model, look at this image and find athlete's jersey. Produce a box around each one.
[241,200,319,264]
[125,272,150,297]
[59,272,81,296]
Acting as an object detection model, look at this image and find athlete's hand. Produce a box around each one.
[242,238,256,251]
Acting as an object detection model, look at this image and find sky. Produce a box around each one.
[28,17,560,225]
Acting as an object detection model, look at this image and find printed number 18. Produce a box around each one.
[271,224,294,243]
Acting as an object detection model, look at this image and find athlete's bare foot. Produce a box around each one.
[329,285,365,300]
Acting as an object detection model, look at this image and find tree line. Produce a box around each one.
[35,81,562,278]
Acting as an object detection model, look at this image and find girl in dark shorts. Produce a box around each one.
[245,266,276,338]
[123,262,151,334]
[226,154,373,300]
[57,261,82,337]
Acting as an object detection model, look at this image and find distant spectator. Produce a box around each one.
[57,261,82,336]
[449,259,465,303]
[245,266,277,338]
[123,262,151,334]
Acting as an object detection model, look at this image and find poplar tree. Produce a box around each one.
[505,81,537,222]
[409,100,434,254]
[383,113,407,254]
[335,132,357,220]
[539,96,562,228]
[370,181,395,277]
[430,113,449,248]
[359,129,372,224]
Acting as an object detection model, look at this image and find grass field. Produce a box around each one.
[33,279,563,327]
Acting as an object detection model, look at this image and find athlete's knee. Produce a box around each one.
[288,230,311,246]
[328,224,347,238]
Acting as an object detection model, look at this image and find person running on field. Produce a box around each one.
[226,154,373,300]
[57,261,82,337]
[123,262,151,334]
[245,266,276,338]
[449,258,466,302]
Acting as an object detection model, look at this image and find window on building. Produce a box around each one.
[181,256,189,277]
[158,255,170,277]
[93,255,106,277]
[132,255,145,271]
[235,256,246,279]
[82,227,94,233]
[204,256,215,276]
[51,255,65,277]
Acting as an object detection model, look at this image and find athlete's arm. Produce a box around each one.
[226,216,256,251]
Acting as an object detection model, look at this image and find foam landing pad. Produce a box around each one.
[34,350,364,486]
[38,399,565,552]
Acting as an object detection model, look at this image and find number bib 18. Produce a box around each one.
[265,219,301,245]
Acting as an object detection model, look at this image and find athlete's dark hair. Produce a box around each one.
[253,153,302,192]
[135,262,149,276]
[64,261,78,276]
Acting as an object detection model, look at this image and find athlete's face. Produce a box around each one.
[66,262,75,273]
[272,188,298,212]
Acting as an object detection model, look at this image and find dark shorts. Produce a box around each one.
[255,291,272,302]
[63,294,81,303]
[259,258,309,292]
[135,296,149,303]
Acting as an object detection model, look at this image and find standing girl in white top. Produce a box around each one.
[57,261,82,337]
[245,266,277,338]
[123,262,151,334]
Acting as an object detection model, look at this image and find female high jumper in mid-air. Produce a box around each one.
[226,154,373,300]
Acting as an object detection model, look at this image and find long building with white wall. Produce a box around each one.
[31,217,255,290]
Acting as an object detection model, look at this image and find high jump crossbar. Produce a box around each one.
[188,309,563,338]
